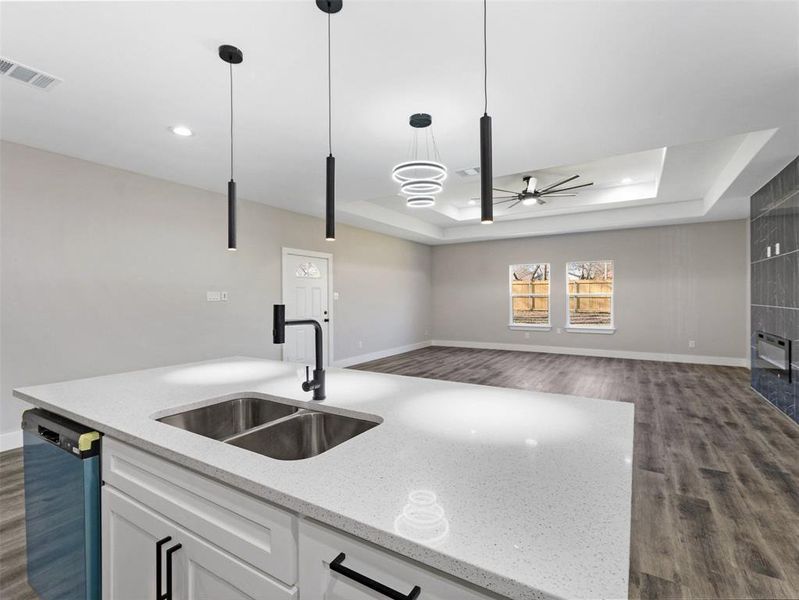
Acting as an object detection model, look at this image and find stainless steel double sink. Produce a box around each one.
[157,396,379,460]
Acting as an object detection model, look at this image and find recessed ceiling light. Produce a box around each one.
[468,199,477,206]
[458,167,480,177]
[621,177,632,184]
[170,125,193,137]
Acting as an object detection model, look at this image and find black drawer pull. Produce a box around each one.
[329,552,421,600]
[156,536,182,600]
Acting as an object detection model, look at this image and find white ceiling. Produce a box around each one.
[1,1,797,245]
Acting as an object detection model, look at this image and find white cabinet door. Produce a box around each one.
[103,486,298,600]
[103,485,182,600]
[299,519,495,600]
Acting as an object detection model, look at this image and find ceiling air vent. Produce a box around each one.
[456,166,480,177]
[0,57,62,91]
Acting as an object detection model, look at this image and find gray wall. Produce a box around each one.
[432,220,748,361]
[1,142,432,437]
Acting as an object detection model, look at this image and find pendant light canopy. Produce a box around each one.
[479,0,493,224]
[319,0,341,241]
[219,44,243,250]
[392,113,447,208]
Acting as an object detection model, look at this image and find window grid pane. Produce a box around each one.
[567,260,613,327]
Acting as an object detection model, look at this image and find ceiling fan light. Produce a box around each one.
[522,197,536,206]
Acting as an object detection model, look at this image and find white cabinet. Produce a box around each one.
[299,519,496,600]
[101,440,497,600]
[102,486,297,600]
[102,438,297,585]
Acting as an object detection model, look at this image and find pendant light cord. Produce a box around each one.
[483,0,488,116]
[328,11,332,157]
[229,62,234,180]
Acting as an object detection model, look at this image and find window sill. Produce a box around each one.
[509,324,552,331]
[565,327,616,335]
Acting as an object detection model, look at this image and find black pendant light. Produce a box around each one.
[479,0,493,224]
[318,0,342,241]
[219,44,243,251]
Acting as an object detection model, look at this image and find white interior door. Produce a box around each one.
[282,250,330,367]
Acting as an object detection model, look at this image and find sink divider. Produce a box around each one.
[219,409,313,444]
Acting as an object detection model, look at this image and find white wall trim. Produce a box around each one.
[333,341,432,368]
[0,429,23,452]
[431,339,748,368]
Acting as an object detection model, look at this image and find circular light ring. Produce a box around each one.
[392,161,447,184]
[407,196,436,208]
[401,180,443,195]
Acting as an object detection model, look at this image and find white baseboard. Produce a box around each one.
[0,429,23,452]
[431,339,748,368]
[333,341,432,368]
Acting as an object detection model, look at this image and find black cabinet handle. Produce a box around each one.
[156,536,182,600]
[329,552,421,600]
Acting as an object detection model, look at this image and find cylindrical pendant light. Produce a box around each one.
[228,179,236,248]
[479,0,493,224]
[318,0,342,241]
[326,155,335,240]
[219,44,243,250]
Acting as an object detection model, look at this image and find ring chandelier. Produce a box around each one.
[392,113,447,208]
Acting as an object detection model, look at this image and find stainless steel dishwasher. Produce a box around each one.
[22,408,101,600]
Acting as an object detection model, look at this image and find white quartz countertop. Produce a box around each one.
[14,357,634,600]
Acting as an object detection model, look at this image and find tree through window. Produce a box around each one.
[510,263,550,326]
[567,260,614,328]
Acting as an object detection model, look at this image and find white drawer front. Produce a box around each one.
[103,438,297,585]
[299,519,496,600]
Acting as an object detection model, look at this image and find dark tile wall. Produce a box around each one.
[751,156,799,423]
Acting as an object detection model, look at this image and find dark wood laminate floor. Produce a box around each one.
[353,346,799,600]
[0,449,38,600]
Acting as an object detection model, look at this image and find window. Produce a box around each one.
[509,263,550,327]
[567,260,614,329]
[295,262,321,278]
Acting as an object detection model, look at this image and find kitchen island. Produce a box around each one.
[14,356,634,600]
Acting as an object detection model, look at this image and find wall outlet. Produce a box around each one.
[358,340,363,349]
[333,292,340,301]
[767,245,772,258]
[688,340,696,349]
[206,291,221,302]
[220,291,228,301]
[775,242,781,255]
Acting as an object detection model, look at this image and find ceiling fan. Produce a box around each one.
[484,174,594,209]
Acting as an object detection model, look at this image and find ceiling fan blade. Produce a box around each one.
[492,187,519,194]
[537,174,579,194]
[542,181,594,193]
[539,193,576,197]
[507,200,522,209]
[493,198,519,204]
